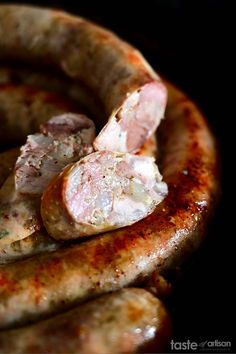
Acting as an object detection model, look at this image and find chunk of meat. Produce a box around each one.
[41,151,167,240]
[94,82,167,152]
[0,137,157,264]
[0,84,219,330]
[0,5,167,152]
[0,113,95,246]
[0,6,219,339]
[15,113,95,195]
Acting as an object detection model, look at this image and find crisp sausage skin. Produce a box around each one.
[0,84,219,330]
[0,137,157,264]
[0,288,172,354]
[0,230,61,265]
[0,6,219,341]
[0,66,103,121]
[0,5,167,153]
[41,151,167,240]
[0,84,77,144]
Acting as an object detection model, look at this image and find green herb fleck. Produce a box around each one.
[0,229,9,239]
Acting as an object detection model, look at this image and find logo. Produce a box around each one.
[170,339,231,352]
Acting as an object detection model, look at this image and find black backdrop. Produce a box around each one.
[3,0,234,352]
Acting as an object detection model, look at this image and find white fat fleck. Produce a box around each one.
[108,174,128,191]
[66,169,82,201]
[120,91,140,119]
[95,192,112,215]
[131,157,157,180]
[129,180,152,204]
[95,117,128,152]
[56,141,74,159]
[113,197,147,224]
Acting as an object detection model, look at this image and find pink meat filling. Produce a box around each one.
[64,151,167,229]
[15,113,95,195]
[94,81,167,153]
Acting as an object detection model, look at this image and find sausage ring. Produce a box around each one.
[0,4,219,351]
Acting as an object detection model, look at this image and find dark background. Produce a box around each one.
[4,0,234,351]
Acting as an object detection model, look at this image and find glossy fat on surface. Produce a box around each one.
[0,5,167,152]
[41,151,167,240]
[15,113,95,195]
[0,288,171,354]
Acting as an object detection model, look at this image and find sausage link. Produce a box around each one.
[0,288,171,354]
[0,230,61,265]
[0,83,219,329]
[0,66,103,121]
[0,149,61,264]
[0,84,76,144]
[0,135,157,264]
[0,83,95,247]
[41,151,167,240]
[0,5,167,152]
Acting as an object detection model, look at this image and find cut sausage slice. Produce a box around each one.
[0,84,219,330]
[0,5,167,152]
[15,113,95,195]
[94,81,167,152]
[0,137,157,264]
[0,149,61,264]
[41,151,167,240]
[0,114,95,247]
[0,288,171,354]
